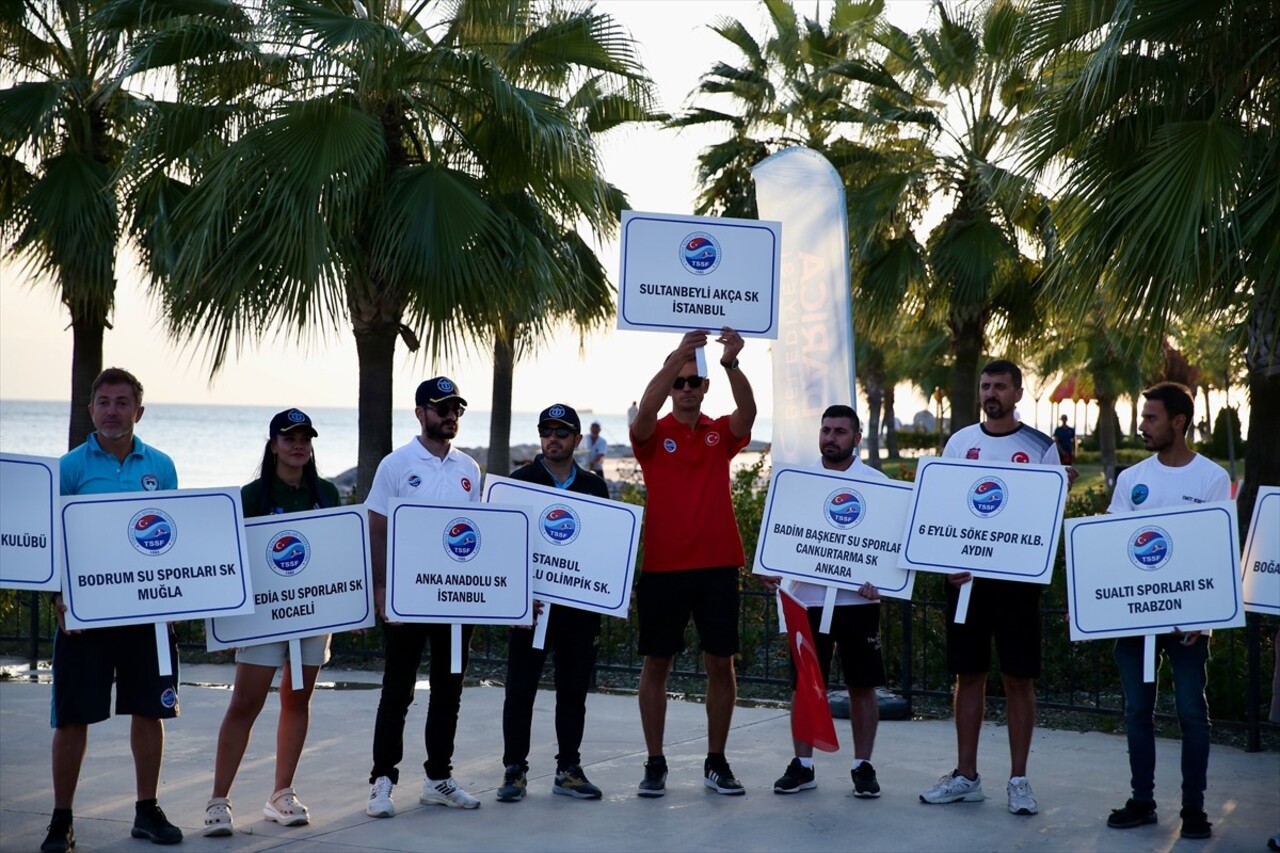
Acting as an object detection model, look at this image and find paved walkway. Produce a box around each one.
[1,660,1276,852]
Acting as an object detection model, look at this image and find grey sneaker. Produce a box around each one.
[919,770,984,804]
[496,765,527,802]
[420,776,480,809]
[366,776,395,818]
[553,765,602,799]
[1007,777,1038,815]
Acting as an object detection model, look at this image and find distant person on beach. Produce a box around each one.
[202,409,340,837]
[627,401,639,427]
[585,421,607,477]
[630,327,756,797]
[759,405,889,799]
[365,377,482,817]
[45,368,182,852]
[496,403,610,803]
[1104,382,1228,840]
[919,359,1066,819]
[1054,415,1076,465]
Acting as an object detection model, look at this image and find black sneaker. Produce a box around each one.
[703,756,746,795]
[131,803,183,845]
[40,819,74,853]
[496,764,527,802]
[851,762,881,798]
[637,758,667,798]
[1180,806,1212,839]
[773,758,816,794]
[553,765,603,800]
[1107,798,1157,829]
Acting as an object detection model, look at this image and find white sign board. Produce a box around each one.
[753,465,915,599]
[482,476,641,618]
[1241,486,1279,615]
[0,453,61,591]
[1064,502,1243,640]
[898,457,1067,583]
[207,506,375,650]
[618,210,782,338]
[386,500,532,625]
[60,488,253,629]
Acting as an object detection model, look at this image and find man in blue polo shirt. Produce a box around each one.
[43,368,182,853]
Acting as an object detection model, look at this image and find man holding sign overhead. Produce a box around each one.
[630,327,755,797]
[1103,383,1229,840]
[45,368,182,852]
[919,360,1064,818]
[495,404,610,803]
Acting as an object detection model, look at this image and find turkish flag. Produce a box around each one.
[780,589,840,752]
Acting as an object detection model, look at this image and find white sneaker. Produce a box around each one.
[1007,776,1038,815]
[420,776,481,809]
[366,776,396,818]
[919,770,985,804]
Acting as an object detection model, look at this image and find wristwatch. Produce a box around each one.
[720,358,739,369]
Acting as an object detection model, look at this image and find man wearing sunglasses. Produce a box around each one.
[364,376,483,817]
[495,404,611,803]
[630,327,757,797]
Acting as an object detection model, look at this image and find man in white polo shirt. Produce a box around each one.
[365,377,483,817]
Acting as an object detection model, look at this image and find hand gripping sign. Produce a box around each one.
[483,475,642,648]
[898,456,1068,623]
[208,505,375,688]
[0,453,61,591]
[386,499,533,671]
[1241,486,1279,615]
[60,488,253,675]
[1065,501,1242,681]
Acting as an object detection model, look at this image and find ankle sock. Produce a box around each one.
[797,757,814,769]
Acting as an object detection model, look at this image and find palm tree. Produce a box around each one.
[137,0,651,498]
[1019,0,1280,524]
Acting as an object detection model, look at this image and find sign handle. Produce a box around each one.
[818,586,837,634]
[288,639,304,690]
[1143,634,1156,683]
[776,584,787,633]
[450,623,463,674]
[695,345,708,379]
[953,578,973,624]
[532,603,550,650]
[154,622,172,677]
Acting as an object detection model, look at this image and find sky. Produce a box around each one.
[0,0,1158,433]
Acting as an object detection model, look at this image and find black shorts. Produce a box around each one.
[637,566,739,657]
[789,603,885,690]
[51,623,180,727]
[946,578,1041,679]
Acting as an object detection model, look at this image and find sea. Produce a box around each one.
[0,399,774,488]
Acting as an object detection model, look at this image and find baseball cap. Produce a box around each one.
[415,376,468,407]
[537,403,581,434]
[269,408,318,438]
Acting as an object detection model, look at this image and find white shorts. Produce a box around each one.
[235,634,331,669]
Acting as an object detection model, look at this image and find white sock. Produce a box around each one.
[797,756,814,769]
[851,758,866,770]
[1009,775,1027,784]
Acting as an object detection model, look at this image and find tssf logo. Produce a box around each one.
[825,489,865,529]
[967,478,1007,518]
[1129,526,1172,571]
[444,518,480,562]
[268,531,310,576]
[679,232,721,275]
[129,509,175,556]
[540,505,581,546]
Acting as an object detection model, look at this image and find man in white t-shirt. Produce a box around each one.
[920,359,1067,818]
[585,422,607,477]
[364,376,484,818]
[761,405,888,799]
[1104,382,1229,841]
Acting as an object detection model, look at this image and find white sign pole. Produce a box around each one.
[1143,635,1156,683]
[954,580,973,625]
[155,623,171,677]
[451,624,463,673]
[819,587,837,634]
[532,604,550,650]
[288,639,304,690]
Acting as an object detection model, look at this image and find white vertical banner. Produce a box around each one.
[752,147,857,467]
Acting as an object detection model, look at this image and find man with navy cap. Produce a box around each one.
[364,376,483,817]
[496,404,610,803]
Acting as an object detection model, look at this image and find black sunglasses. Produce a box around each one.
[430,403,465,418]
[538,426,574,439]
[673,376,706,390]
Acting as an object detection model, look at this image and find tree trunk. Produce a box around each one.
[353,325,398,502]
[487,328,516,477]
[948,311,986,434]
[884,384,900,459]
[1097,391,1119,489]
[862,368,883,469]
[67,316,105,450]
[1238,296,1280,538]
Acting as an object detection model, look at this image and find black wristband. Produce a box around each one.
[720,358,739,369]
